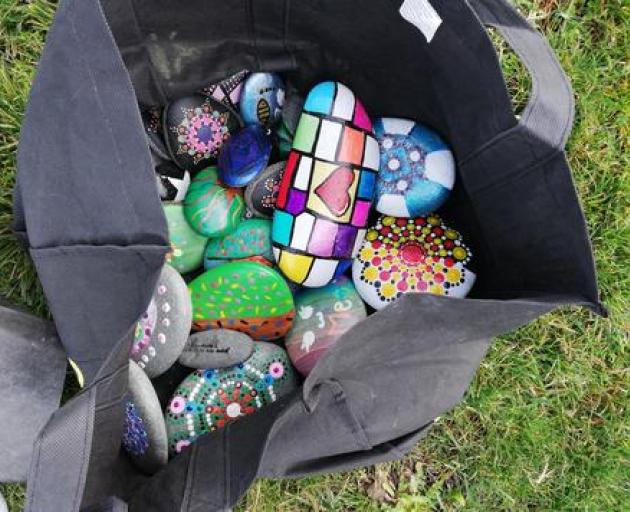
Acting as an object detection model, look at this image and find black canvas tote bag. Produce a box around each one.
[14,0,603,510]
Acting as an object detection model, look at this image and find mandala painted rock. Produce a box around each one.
[352,215,475,309]
[164,95,242,172]
[244,162,286,218]
[272,81,380,288]
[200,70,249,112]
[240,72,285,127]
[164,203,208,274]
[184,167,245,238]
[188,261,295,340]
[166,342,296,455]
[123,361,168,474]
[374,118,455,217]
[218,124,273,187]
[285,276,366,376]
[178,329,254,369]
[130,264,192,378]
[141,105,170,160]
[204,219,273,270]
[155,160,191,202]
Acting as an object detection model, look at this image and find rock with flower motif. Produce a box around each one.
[165,342,296,456]
[164,95,242,173]
[352,214,475,309]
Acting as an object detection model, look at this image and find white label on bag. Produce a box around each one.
[399,0,443,43]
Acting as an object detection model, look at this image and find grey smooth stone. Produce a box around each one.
[130,264,192,378]
[178,329,255,369]
[124,360,168,474]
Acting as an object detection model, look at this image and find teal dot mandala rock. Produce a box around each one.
[203,218,273,269]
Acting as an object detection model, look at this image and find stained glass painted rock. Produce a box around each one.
[183,167,245,238]
[164,203,208,274]
[178,329,254,369]
[141,105,170,160]
[188,261,295,340]
[374,118,455,217]
[285,277,366,376]
[218,124,273,187]
[164,95,242,172]
[352,214,475,309]
[272,81,380,288]
[123,361,168,474]
[130,264,192,378]
[155,160,190,202]
[240,72,285,127]
[244,162,286,219]
[204,219,272,270]
[200,70,249,112]
[166,342,296,455]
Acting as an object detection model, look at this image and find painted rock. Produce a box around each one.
[141,105,170,160]
[184,167,245,238]
[218,124,273,187]
[164,203,208,274]
[164,95,242,172]
[374,118,455,217]
[155,160,191,202]
[352,214,475,309]
[203,254,274,271]
[166,342,296,455]
[272,81,380,287]
[285,277,366,376]
[204,219,273,269]
[130,264,192,378]
[240,72,285,127]
[123,361,168,474]
[200,69,249,112]
[178,329,254,369]
[244,162,286,218]
[188,261,295,340]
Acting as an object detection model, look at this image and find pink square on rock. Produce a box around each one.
[351,200,371,227]
[307,219,338,257]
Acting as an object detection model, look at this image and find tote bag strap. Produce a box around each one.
[467,0,575,149]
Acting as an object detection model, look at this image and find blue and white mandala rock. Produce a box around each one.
[374,118,455,217]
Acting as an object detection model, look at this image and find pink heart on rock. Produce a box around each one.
[314,166,355,217]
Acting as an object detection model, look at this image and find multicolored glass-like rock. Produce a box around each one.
[374,118,455,217]
[272,82,380,288]
[184,167,245,238]
[204,219,272,270]
[240,72,285,127]
[188,261,295,340]
[165,342,296,455]
[200,70,249,112]
[352,214,475,309]
[155,160,190,202]
[244,162,286,218]
[285,277,366,376]
[218,124,272,187]
[141,105,170,160]
[164,203,208,274]
[164,95,242,172]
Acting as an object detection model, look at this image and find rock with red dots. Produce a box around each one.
[165,342,296,456]
[352,214,475,309]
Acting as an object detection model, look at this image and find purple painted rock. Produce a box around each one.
[218,124,273,187]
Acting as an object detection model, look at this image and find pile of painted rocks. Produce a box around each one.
[125,71,476,474]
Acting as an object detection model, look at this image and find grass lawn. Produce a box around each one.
[0,0,628,510]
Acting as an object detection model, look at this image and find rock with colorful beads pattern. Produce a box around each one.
[165,342,296,455]
[271,82,380,288]
[352,214,475,309]
[163,203,208,274]
[203,218,273,270]
[188,261,295,340]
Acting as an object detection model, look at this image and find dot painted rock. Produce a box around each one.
[240,72,285,127]
[272,81,380,288]
[203,219,273,270]
[285,277,366,376]
[164,95,242,172]
[200,70,249,112]
[141,105,170,160]
[164,203,208,274]
[184,167,245,238]
[155,160,191,202]
[352,214,475,309]
[130,264,192,378]
[189,261,295,340]
[244,162,286,218]
[123,360,168,474]
[178,329,254,369]
[218,124,273,187]
[374,118,455,217]
[166,342,296,455]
